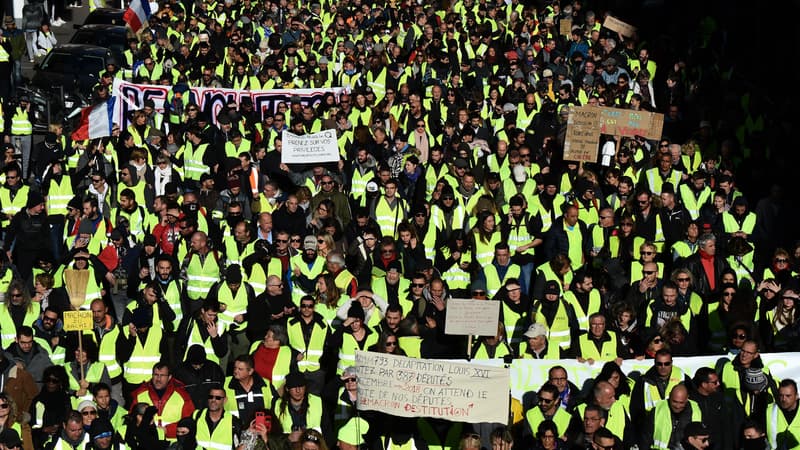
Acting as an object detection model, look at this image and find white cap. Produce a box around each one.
[524,323,548,338]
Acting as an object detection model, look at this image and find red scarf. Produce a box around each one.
[700,250,716,291]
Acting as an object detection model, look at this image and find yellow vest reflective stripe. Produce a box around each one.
[34,337,66,366]
[578,330,618,361]
[644,169,682,196]
[123,327,163,384]
[275,394,323,433]
[652,399,701,450]
[186,252,221,300]
[564,222,584,270]
[132,384,186,434]
[508,216,535,256]
[575,401,628,439]
[483,264,520,298]
[767,401,800,450]
[194,410,234,450]
[337,332,378,374]
[97,325,123,378]
[287,318,328,371]
[679,184,711,220]
[11,108,32,135]
[0,46,9,62]
[350,167,375,201]
[515,105,537,130]
[223,238,255,267]
[183,143,210,180]
[501,301,526,345]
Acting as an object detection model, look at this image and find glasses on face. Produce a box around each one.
[276,239,288,243]
[92,178,103,183]
[291,238,301,243]
[638,200,649,205]
[472,291,486,296]
[676,278,690,282]
[415,213,426,217]
[43,316,57,322]
[723,291,735,297]
[208,395,224,400]
[641,251,655,256]
[268,283,283,288]
[775,258,789,264]
[300,304,315,309]
[317,239,325,244]
[0,404,8,409]
[655,361,672,367]
[321,180,334,185]
[82,410,98,416]
[733,334,747,340]
[385,341,397,347]
[538,397,554,404]
[11,293,22,298]
[412,283,425,288]
[652,337,662,344]
[642,270,656,275]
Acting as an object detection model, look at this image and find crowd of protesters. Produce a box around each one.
[0,0,796,449]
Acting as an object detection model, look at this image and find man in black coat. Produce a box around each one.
[680,232,730,300]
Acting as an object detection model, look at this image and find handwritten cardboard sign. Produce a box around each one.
[444,298,501,336]
[63,310,94,331]
[599,107,664,140]
[355,351,510,423]
[564,106,602,162]
[603,16,637,38]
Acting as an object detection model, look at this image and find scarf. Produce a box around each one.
[88,183,108,215]
[132,161,147,179]
[154,165,172,196]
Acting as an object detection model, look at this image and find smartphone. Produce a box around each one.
[255,412,271,432]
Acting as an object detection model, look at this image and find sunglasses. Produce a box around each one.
[291,238,301,242]
[0,404,8,409]
[276,239,288,243]
[472,291,486,296]
[655,361,672,367]
[343,377,358,382]
[676,278,690,282]
[412,283,425,288]
[300,304,315,309]
[652,338,662,344]
[775,258,789,263]
[538,398,555,404]
[641,251,655,255]
[208,395,224,400]
[385,341,397,347]
[642,270,656,275]
[82,410,98,416]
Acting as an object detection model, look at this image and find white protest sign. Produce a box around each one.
[281,129,340,164]
[355,351,510,424]
[444,298,501,336]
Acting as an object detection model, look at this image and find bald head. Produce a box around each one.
[594,381,616,409]
[668,384,689,414]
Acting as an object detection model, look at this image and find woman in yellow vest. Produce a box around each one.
[0,280,39,348]
[66,339,111,404]
[250,325,296,394]
[313,274,347,327]
[470,210,501,267]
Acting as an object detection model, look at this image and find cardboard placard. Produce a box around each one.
[63,310,94,331]
[559,17,573,37]
[599,107,664,140]
[355,351,510,423]
[603,16,637,38]
[564,106,602,162]
[444,298,501,336]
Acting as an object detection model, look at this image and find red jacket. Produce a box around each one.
[129,378,195,439]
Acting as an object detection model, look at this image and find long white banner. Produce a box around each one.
[356,351,510,424]
[111,79,346,129]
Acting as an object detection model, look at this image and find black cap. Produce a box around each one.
[89,417,114,441]
[0,429,22,447]
[226,264,243,284]
[26,191,45,209]
[544,280,560,295]
[285,371,307,389]
[131,307,153,328]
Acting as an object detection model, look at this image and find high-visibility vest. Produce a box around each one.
[531,300,572,350]
[223,237,256,267]
[417,418,462,450]
[223,375,272,419]
[66,361,107,392]
[471,340,512,360]
[577,331,618,361]
[32,336,66,366]
[248,342,292,390]
[563,221,585,270]
[679,184,711,220]
[652,399,701,450]
[275,394,323,433]
[131,384,188,437]
[96,324,123,379]
[49,434,90,450]
[245,259,283,296]
[671,240,698,261]
[374,196,407,239]
[194,409,235,450]
[641,367,686,412]
[0,185,29,228]
[473,230,501,267]
[483,263,521,298]
[767,401,800,450]
[0,46,9,63]
[182,142,210,181]
[349,166,375,203]
[518,341,561,359]
[439,247,472,291]
[525,406,571,437]
[46,176,74,216]
[722,211,757,235]
[290,254,326,303]
[185,252,221,300]
[123,326,163,384]
[113,205,149,243]
[337,331,378,375]
[0,269,12,298]
[287,317,328,372]
[563,289,601,331]
[0,305,38,348]
[10,107,32,135]
[574,401,629,439]
[217,283,250,331]
[515,105,538,130]
[507,213,537,258]
[184,319,226,364]
[642,168,682,196]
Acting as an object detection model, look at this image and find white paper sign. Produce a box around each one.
[281,129,340,164]
[356,351,510,423]
[444,298,501,336]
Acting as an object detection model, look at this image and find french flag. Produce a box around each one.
[123,0,151,33]
[71,97,116,141]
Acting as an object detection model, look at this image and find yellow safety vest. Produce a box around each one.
[184,319,226,364]
[245,259,283,296]
[194,409,235,450]
[525,406,571,437]
[0,305,38,348]
[10,107,32,135]
[185,251,221,300]
[563,289,601,331]
[483,263,521,298]
[46,176,74,216]
[577,331,618,361]
[217,283,250,331]
[287,317,328,372]
[652,399,701,450]
[531,299,572,350]
[275,394,323,433]
[123,326,163,384]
